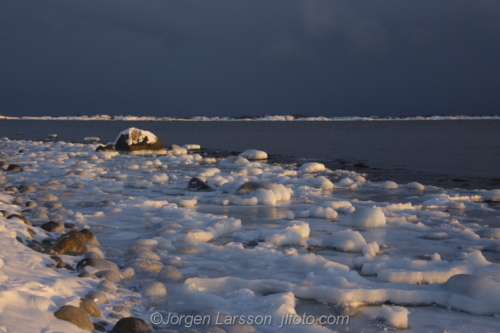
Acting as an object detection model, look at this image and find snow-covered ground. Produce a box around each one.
[1,136,500,332]
[1,114,500,122]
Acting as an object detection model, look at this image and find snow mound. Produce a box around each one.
[339,207,386,228]
[238,149,268,160]
[218,156,250,168]
[377,305,409,329]
[442,274,500,315]
[322,229,367,252]
[264,221,310,246]
[299,162,326,173]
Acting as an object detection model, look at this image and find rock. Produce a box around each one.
[134,248,161,261]
[54,305,94,331]
[19,184,36,194]
[235,182,273,194]
[77,258,120,272]
[6,164,23,172]
[56,262,74,270]
[114,128,165,153]
[25,200,37,208]
[78,271,96,279]
[50,234,87,255]
[93,322,107,331]
[44,201,63,209]
[69,182,85,189]
[50,255,62,263]
[37,192,58,202]
[85,290,109,304]
[142,280,167,302]
[41,221,65,233]
[80,297,102,318]
[112,317,153,333]
[97,280,115,290]
[156,266,184,282]
[13,196,25,205]
[4,185,18,192]
[188,177,214,192]
[30,245,46,253]
[95,270,123,282]
[121,267,135,279]
[177,246,202,254]
[131,260,164,274]
[96,144,115,152]
[7,214,32,226]
[79,229,100,245]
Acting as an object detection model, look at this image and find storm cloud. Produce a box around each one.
[1,0,499,117]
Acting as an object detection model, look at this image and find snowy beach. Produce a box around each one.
[1,127,500,333]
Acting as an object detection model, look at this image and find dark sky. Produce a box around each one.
[1,0,500,117]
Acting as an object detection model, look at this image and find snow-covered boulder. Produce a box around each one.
[114,128,165,154]
[239,149,268,160]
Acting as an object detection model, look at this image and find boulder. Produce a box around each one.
[112,317,153,333]
[187,177,214,192]
[156,265,184,282]
[50,234,87,255]
[114,128,165,153]
[80,298,102,318]
[235,182,273,194]
[96,144,115,152]
[54,305,94,331]
[85,290,109,304]
[7,214,32,226]
[19,184,36,194]
[77,258,119,272]
[6,164,23,172]
[41,221,65,233]
[95,270,123,282]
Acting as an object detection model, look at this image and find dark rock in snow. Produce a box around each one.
[41,221,65,233]
[80,297,102,318]
[96,144,115,152]
[85,290,110,304]
[112,317,153,333]
[235,181,273,194]
[77,258,120,272]
[54,305,94,331]
[95,270,123,282]
[187,177,214,192]
[7,214,32,226]
[50,233,87,255]
[6,164,23,172]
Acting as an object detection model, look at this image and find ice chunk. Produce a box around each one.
[264,221,310,246]
[238,149,268,160]
[322,229,367,252]
[377,305,409,329]
[299,162,326,172]
[406,182,425,191]
[339,207,386,228]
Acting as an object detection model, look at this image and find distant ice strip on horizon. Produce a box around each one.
[1,115,500,121]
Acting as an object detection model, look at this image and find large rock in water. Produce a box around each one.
[114,128,165,154]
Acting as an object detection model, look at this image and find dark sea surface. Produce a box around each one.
[1,120,499,189]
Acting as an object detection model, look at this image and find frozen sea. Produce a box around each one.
[1,119,500,187]
[1,121,500,333]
